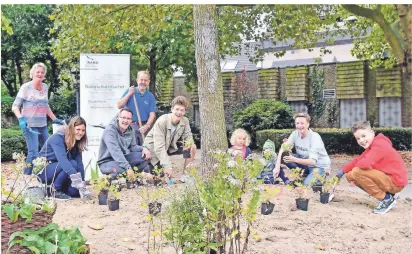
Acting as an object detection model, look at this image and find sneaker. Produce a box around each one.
[54,191,71,200]
[373,195,396,214]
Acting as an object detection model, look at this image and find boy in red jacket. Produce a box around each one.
[336,121,408,214]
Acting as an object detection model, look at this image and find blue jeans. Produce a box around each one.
[23,126,49,175]
[38,160,84,197]
[285,153,325,186]
[99,151,149,175]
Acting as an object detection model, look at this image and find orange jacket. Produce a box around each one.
[342,133,408,187]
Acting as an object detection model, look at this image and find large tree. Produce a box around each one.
[52,4,197,96]
[1,5,60,96]
[193,5,228,173]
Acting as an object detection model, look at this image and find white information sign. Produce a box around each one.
[80,54,130,179]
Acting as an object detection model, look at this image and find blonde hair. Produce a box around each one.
[294,112,311,122]
[65,116,88,151]
[137,71,150,80]
[171,96,189,109]
[30,62,47,79]
[230,128,251,146]
[351,120,373,134]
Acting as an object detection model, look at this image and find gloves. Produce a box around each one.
[53,118,64,125]
[336,169,345,179]
[18,117,27,132]
[70,172,92,199]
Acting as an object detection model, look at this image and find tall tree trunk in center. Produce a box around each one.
[193,5,228,174]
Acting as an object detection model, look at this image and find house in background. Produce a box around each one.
[170,28,409,129]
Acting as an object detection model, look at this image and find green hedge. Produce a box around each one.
[1,129,26,161]
[256,127,412,154]
[1,96,14,117]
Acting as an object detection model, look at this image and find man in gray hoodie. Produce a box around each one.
[97,108,151,178]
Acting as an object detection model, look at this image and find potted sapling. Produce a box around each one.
[91,176,110,205]
[287,168,311,211]
[260,185,280,215]
[311,168,324,193]
[107,184,120,211]
[319,176,339,204]
[182,138,194,159]
[280,139,293,164]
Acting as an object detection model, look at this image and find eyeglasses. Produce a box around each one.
[119,116,132,121]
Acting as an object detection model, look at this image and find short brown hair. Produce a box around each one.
[65,116,87,151]
[351,120,372,134]
[137,71,150,80]
[119,107,133,116]
[294,112,311,122]
[171,96,189,109]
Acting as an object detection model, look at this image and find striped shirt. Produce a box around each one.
[12,81,50,127]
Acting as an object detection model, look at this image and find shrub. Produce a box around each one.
[1,129,26,161]
[49,90,77,120]
[233,100,295,147]
[1,96,14,117]
[256,127,412,154]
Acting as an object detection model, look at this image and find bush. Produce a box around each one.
[1,96,14,117]
[232,100,295,148]
[256,127,412,155]
[1,129,26,161]
[49,90,77,120]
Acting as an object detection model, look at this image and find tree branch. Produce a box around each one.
[342,4,405,64]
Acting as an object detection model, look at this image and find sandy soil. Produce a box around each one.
[2,152,412,254]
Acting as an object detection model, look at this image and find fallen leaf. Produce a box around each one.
[88,224,104,230]
[314,243,326,250]
[122,238,130,242]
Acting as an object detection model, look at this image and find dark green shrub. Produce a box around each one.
[1,129,26,161]
[1,96,14,117]
[256,127,412,154]
[233,100,294,148]
[49,90,77,119]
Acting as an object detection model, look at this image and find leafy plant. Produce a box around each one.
[183,137,195,147]
[8,223,88,254]
[90,176,110,193]
[287,168,312,199]
[108,183,119,201]
[32,156,48,175]
[313,173,339,193]
[1,129,26,161]
[1,152,56,222]
[261,185,280,205]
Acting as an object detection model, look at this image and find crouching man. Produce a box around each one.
[335,121,408,214]
[97,108,151,180]
[144,96,196,183]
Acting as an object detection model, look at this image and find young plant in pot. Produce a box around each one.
[319,176,339,204]
[107,184,120,211]
[287,167,311,211]
[310,168,324,193]
[182,138,195,159]
[260,185,280,215]
[91,176,110,205]
[280,140,293,164]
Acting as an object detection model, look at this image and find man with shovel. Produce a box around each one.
[117,71,156,146]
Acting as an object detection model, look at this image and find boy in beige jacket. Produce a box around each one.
[144,96,196,182]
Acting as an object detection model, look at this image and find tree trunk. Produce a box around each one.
[148,48,157,98]
[15,55,23,88]
[193,5,228,174]
[396,4,411,127]
[46,50,59,97]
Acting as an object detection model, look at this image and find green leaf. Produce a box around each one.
[44,241,56,254]
[27,246,41,254]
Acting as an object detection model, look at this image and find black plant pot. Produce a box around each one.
[281,151,290,164]
[98,190,108,205]
[148,202,162,215]
[126,181,132,189]
[183,149,191,159]
[320,192,330,204]
[295,198,309,211]
[108,199,120,211]
[261,202,275,215]
[153,178,162,186]
[312,185,323,193]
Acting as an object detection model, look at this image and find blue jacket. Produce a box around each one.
[39,130,83,175]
